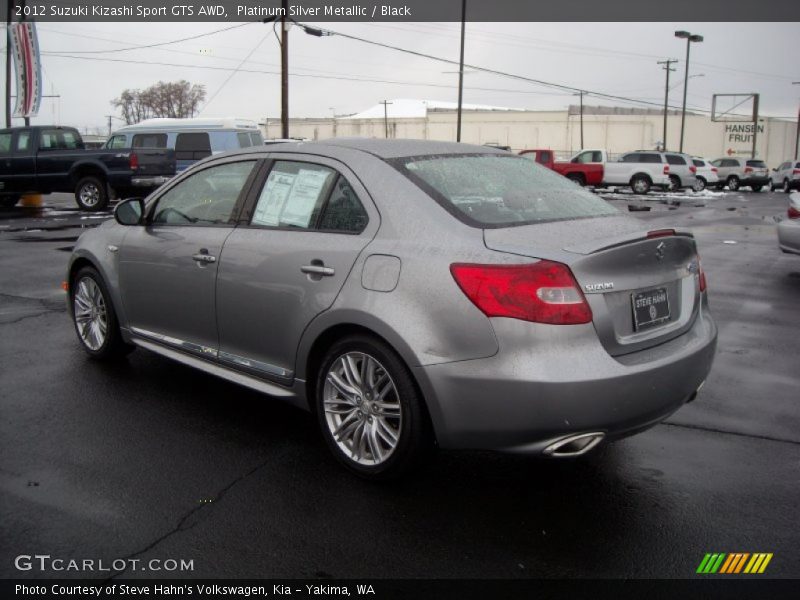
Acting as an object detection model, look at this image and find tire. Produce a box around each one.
[667,175,681,192]
[783,179,792,194]
[770,181,777,192]
[692,177,706,192]
[70,266,134,360]
[0,194,21,208]
[566,173,586,187]
[751,185,763,192]
[315,334,433,480]
[75,176,109,211]
[630,175,651,195]
[727,175,740,192]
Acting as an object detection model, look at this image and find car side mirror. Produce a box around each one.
[114,197,144,226]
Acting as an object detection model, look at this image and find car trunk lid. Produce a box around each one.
[483,217,702,356]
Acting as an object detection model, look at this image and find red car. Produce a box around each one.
[519,149,604,187]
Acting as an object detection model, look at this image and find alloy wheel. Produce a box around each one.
[73,277,108,351]
[79,183,100,207]
[322,352,402,466]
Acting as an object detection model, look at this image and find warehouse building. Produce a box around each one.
[262,99,798,166]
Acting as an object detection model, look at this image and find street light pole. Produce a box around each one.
[657,59,677,151]
[675,30,703,153]
[456,0,466,142]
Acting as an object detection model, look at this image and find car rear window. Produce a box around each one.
[746,160,767,168]
[132,133,167,148]
[692,159,704,167]
[394,154,618,228]
[666,154,687,165]
[175,133,212,161]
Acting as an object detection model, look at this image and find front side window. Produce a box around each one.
[251,162,336,229]
[151,160,255,226]
[396,154,618,227]
[0,132,13,153]
[15,131,31,151]
[40,129,82,150]
[107,135,127,149]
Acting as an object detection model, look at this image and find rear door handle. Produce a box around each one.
[301,264,335,276]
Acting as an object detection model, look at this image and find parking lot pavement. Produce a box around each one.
[1,190,798,579]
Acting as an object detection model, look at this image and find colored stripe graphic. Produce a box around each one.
[699,552,773,574]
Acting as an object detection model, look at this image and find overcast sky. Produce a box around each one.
[6,21,799,133]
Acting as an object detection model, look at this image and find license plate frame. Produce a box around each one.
[631,287,670,331]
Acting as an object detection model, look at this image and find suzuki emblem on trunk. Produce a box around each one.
[655,241,666,261]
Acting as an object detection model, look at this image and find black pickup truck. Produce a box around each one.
[0,125,175,211]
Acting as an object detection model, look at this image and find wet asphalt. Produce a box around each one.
[0,189,798,580]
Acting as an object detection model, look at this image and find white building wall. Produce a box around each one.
[267,110,797,166]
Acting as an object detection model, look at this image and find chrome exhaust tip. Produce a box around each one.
[543,432,605,457]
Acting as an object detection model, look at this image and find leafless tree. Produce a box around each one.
[112,80,206,124]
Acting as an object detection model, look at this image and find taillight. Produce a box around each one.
[129,153,139,170]
[690,165,697,174]
[792,169,800,175]
[450,261,592,325]
[744,166,753,173]
[697,256,707,293]
[711,167,718,173]
[647,229,675,239]
[663,165,670,174]
[788,205,800,220]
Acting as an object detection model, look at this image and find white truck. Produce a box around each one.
[570,149,674,194]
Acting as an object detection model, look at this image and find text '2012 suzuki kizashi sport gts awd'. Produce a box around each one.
[67,139,717,479]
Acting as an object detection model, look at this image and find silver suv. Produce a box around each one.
[710,157,770,192]
[770,160,800,193]
[663,152,698,192]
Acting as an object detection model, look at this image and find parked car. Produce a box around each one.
[519,148,604,187]
[691,157,720,192]
[107,117,264,174]
[0,125,176,210]
[777,193,800,255]
[66,140,717,479]
[710,157,770,191]
[769,160,800,193]
[575,149,693,194]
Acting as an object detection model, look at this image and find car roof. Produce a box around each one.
[208,138,509,161]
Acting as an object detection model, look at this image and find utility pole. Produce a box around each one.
[456,0,466,142]
[380,100,393,138]
[5,0,13,127]
[105,115,113,136]
[578,90,584,149]
[751,93,760,160]
[657,59,677,151]
[280,0,288,138]
[793,82,799,161]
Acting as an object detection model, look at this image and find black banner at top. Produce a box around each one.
[1,0,799,22]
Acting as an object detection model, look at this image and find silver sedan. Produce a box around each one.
[66,140,717,479]
[778,193,800,255]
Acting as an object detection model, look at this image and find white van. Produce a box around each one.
[106,117,264,173]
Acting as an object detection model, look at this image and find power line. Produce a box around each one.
[45,22,255,54]
[200,34,270,114]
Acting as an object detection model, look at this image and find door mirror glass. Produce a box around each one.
[114,197,144,226]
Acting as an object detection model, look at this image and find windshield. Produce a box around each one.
[394,153,618,227]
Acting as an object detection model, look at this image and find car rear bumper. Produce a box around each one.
[777,219,800,254]
[414,307,717,453]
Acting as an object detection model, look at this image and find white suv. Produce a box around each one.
[770,161,800,193]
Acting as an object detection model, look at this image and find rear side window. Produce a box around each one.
[640,153,663,163]
[746,160,767,168]
[237,132,252,148]
[318,177,369,233]
[175,133,211,161]
[0,132,11,153]
[251,162,337,229]
[666,154,687,165]
[39,129,83,150]
[396,154,618,228]
[620,153,641,163]
[573,150,601,163]
[250,132,263,146]
[132,133,167,148]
